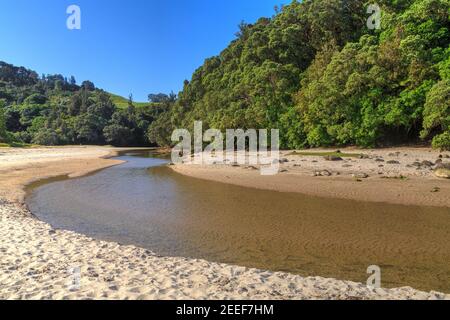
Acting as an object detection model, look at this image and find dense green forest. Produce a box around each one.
[1,0,449,150]
[0,61,172,146]
[148,0,449,150]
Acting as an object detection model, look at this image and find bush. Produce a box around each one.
[0,102,7,142]
[432,132,450,151]
[31,128,59,146]
[103,124,133,146]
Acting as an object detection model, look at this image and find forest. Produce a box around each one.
[0,61,172,146]
[1,0,449,150]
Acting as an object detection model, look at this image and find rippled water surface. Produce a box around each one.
[27,151,450,292]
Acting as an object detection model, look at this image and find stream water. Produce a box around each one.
[26,151,450,292]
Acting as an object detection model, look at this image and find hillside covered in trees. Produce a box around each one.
[148,0,449,150]
[1,0,449,150]
[0,61,172,146]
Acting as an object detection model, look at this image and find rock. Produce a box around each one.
[324,155,343,161]
[342,164,353,168]
[412,162,422,168]
[352,173,369,179]
[431,187,441,193]
[280,169,288,173]
[48,230,56,235]
[438,154,443,159]
[435,159,443,164]
[435,163,450,170]
[421,160,434,167]
[279,158,289,163]
[375,158,385,162]
[388,152,401,157]
[321,170,332,176]
[313,170,332,177]
[108,285,119,291]
[359,154,370,159]
[445,154,450,159]
[434,169,450,179]
[386,160,400,165]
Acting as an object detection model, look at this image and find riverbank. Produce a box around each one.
[171,147,450,207]
[0,146,448,299]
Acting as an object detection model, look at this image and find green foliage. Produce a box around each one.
[0,100,7,142]
[0,61,161,147]
[421,79,450,149]
[432,131,450,150]
[103,124,133,146]
[31,128,59,146]
[149,0,449,150]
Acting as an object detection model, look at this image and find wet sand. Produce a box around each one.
[0,146,449,299]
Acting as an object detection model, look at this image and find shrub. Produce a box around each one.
[432,132,450,151]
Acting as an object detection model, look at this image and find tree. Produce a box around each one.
[32,128,59,145]
[0,100,7,142]
[81,80,95,91]
[148,93,169,103]
[421,80,450,150]
[103,124,133,146]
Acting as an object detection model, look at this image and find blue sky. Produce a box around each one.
[0,0,289,102]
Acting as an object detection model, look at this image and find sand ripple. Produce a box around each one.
[0,200,448,300]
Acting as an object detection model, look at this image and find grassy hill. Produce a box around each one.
[108,94,151,109]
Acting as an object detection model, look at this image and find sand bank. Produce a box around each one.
[171,147,450,207]
[0,146,448,299]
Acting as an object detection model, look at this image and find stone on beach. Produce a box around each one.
[434,169,450,179]
[352,173,369,179]
[324,155,343,161]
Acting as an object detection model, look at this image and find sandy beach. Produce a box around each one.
[0,146,449,300]
[172,147,450,207]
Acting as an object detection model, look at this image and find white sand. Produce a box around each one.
[0,146,448,300]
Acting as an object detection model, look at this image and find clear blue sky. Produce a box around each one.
[0,0,289,102]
